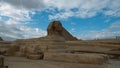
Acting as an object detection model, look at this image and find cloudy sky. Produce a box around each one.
[0,0,120,41]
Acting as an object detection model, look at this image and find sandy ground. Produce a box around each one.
[4,57,120,68]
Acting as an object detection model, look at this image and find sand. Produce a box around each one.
[4,57,120,68]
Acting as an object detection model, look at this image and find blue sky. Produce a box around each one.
[0,0,120,41]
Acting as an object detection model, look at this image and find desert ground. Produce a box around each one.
[4,56,120,68]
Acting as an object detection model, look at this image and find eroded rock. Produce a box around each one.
[47,21,77,41]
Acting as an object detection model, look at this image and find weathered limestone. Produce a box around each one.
[26,54,43,60]
[0,55,8,68]
[16,44,44,59]
[0,55,4,68]
[25,45,43,59]
[6,45,20,56]
[44,52,108,64]
[19,45,27,56]
[47,21,77,41]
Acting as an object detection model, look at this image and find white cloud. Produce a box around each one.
[0,0,47,41]
[3,0,45,10]
[70,28,76,33]
[49,10,74,20]
[77,31,120,40]
[44,0,81,10]
[104,9,120,17]
[47,0,120,20]
[77,21,120,40]
[1,0,120,20]
[0,20,47,41]
[70,22,76,25]
[20,27,47,39]
[108,21,120,30]
[0,2,31,21]
[0,20,23,40]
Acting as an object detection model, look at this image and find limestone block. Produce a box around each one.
[44,52,108,64]
[14,52,25,57]
[6,45,20,56]
[26,45,42,54]
[26,54,43,60]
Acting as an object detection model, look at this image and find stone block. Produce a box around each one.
[44,52,108,64]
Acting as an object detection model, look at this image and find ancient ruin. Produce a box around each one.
[47,21,77,41]
[0,21,120,68]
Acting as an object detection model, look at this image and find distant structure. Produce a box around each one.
[116,36,120,40]
[0,37,3,41]
[47,21,77,41]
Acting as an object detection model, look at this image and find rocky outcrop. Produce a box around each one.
[47,21,77,41]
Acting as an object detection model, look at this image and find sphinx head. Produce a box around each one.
[47,21,63,36]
